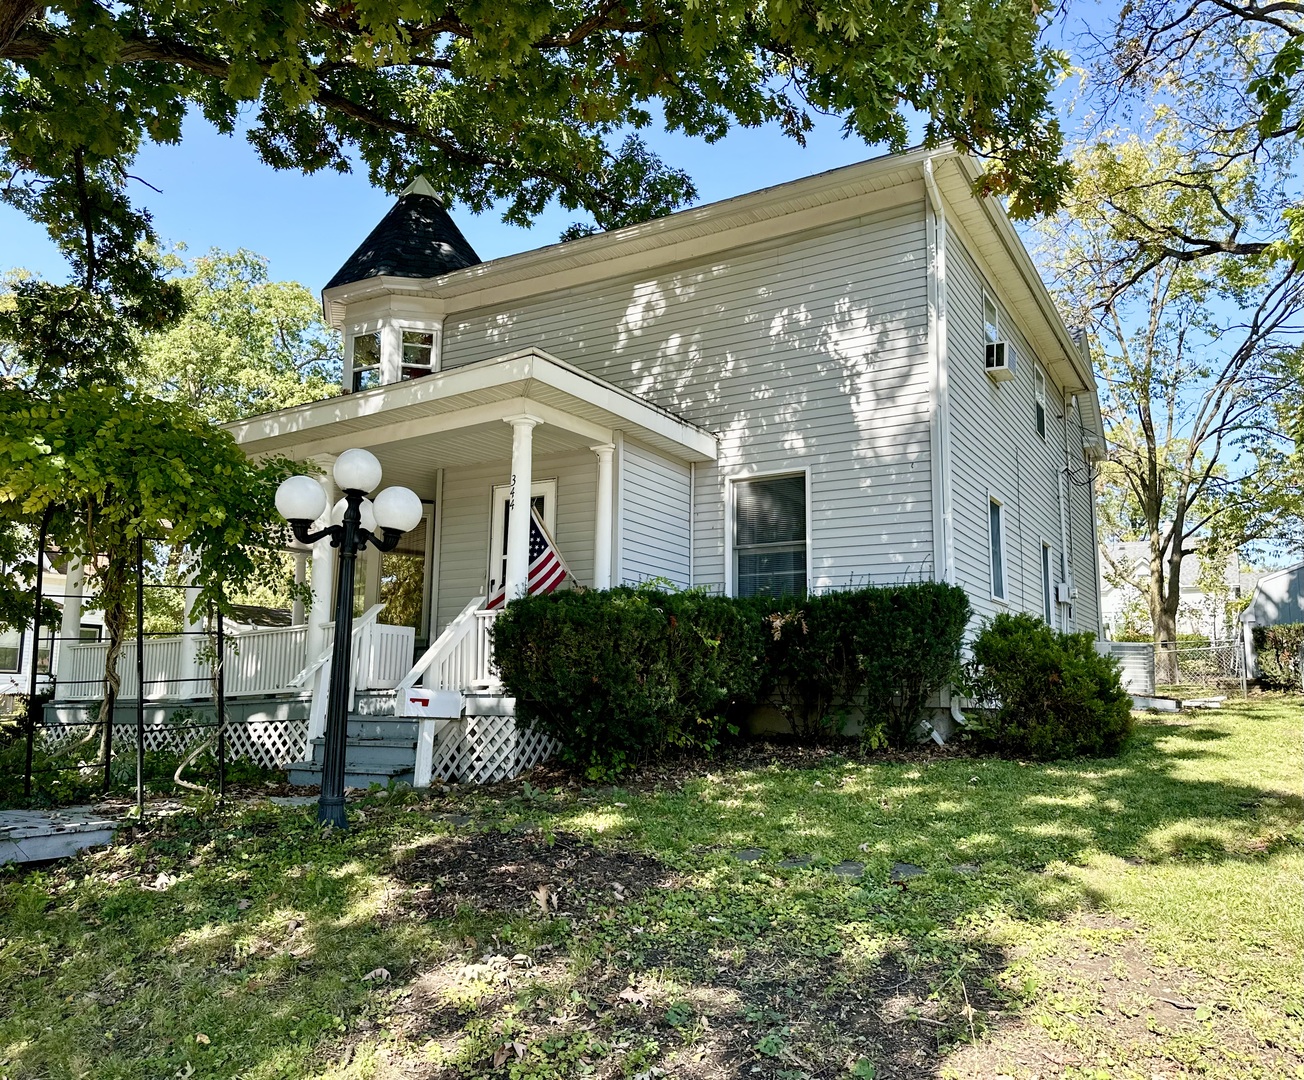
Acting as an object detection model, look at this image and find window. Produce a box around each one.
[1034,364,1047,439]
[989,497,1006,600]
[350,331,382,392]
[1042,543,1053,624]
[400,330,436,380]
[735,474,807,598]
[0,629,20,672]
[984,291,1000,344]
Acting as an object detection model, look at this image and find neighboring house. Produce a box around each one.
[1099,542,1263,642]
[1,557,102,716]
[50,146,1107,784]
[1240,560,1304,677]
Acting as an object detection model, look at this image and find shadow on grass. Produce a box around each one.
[1,703,1299,1079]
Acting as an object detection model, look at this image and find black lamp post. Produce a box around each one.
[275,449,422,829]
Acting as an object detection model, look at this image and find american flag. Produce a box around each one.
[485,506,571,609]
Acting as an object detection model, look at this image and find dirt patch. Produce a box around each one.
[392,828,680,919]
[941,912,1302,1078]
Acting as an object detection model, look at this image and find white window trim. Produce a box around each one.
[988,491,1008,603]
[345,316,444,391]
[983,288,1001,345]
[345,321,384,394]
[393,318,443,380]
[1041,539,1054,624]
[723,467,812,599]
[1035,363,1047,439]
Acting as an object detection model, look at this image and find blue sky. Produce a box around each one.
[0,111,883,293]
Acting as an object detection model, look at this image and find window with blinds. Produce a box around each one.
[735,474,807,598]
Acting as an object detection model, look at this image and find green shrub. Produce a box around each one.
[858,582,971,748]
[491,586,767,777]
[750,592,868,743]
[1252,623,1304,691]
[962,613,1133,760]
[751,583,970,748]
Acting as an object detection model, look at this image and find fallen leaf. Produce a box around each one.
[362,967,390,982]
[859,842,872,853]
[618,986,650,1008]
[236,899,251,911]
[533,884,558,912]
[493,1045,510,1068]
[286,918,302,933]
[194,1033,210,1045]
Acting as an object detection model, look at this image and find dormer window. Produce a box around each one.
[351,332,382,392]
[401,330,436,380]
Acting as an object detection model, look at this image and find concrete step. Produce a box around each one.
[307,736,416,768]
[285,760,414,789]
[343,715,420,741]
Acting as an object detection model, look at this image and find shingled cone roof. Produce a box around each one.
[325,177,482,290]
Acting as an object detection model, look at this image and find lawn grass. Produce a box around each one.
[1,696,1300,1080]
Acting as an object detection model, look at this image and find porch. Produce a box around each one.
[49,348,716,786]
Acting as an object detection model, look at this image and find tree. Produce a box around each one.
[1085,0,1303,276]
[0,383,297,762]
[1041,131,1302,675]
[139,248,341,423]
[2,0,1073,296]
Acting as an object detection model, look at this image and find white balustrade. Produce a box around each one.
[221,625,309,697]
[58,623,313,702]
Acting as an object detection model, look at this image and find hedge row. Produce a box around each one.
[491,582,971,776]
[1252,623,1304,691]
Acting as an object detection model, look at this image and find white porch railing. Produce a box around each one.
[57,609,412,707]
[395,598,500,697]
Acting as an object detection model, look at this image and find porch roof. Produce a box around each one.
[225,349,718,482]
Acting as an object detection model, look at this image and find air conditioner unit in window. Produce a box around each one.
[985,341,1014,382]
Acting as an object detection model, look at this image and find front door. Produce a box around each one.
[488,480,556,597]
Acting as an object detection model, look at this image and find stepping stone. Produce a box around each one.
[890,861,925,882]
[269,795,317,807]
[829,861,864,878]
[777,855,814,869]
[951,863,980,876]
[733,848,766,863]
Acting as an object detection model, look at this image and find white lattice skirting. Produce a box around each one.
[430,716,557,785]
[40,719,309,771]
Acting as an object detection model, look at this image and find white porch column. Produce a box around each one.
[592,443,615,589]
[182,582,204,698]
[291,550,308,625]
[305,458,338,663]
[55,557,84,692]
[504,416,541,601]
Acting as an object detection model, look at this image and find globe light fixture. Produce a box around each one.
[274,454,421,829]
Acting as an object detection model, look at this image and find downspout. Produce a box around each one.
[1058,393,1074,632]
[688,460,696,588]
[926,159,963,739]
[923,158,955,584]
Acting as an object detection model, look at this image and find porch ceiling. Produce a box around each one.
[225,349,718,474]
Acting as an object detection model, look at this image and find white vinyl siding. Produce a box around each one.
[435,449,597,629]
[443,202,935,593]
[947,230,1080,627]
[620,438,691,588]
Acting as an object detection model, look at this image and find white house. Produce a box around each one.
[1099,542,1263,642]
[1240,560,1304,678]
[2,556,101,718]
[51,146,1106,785]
